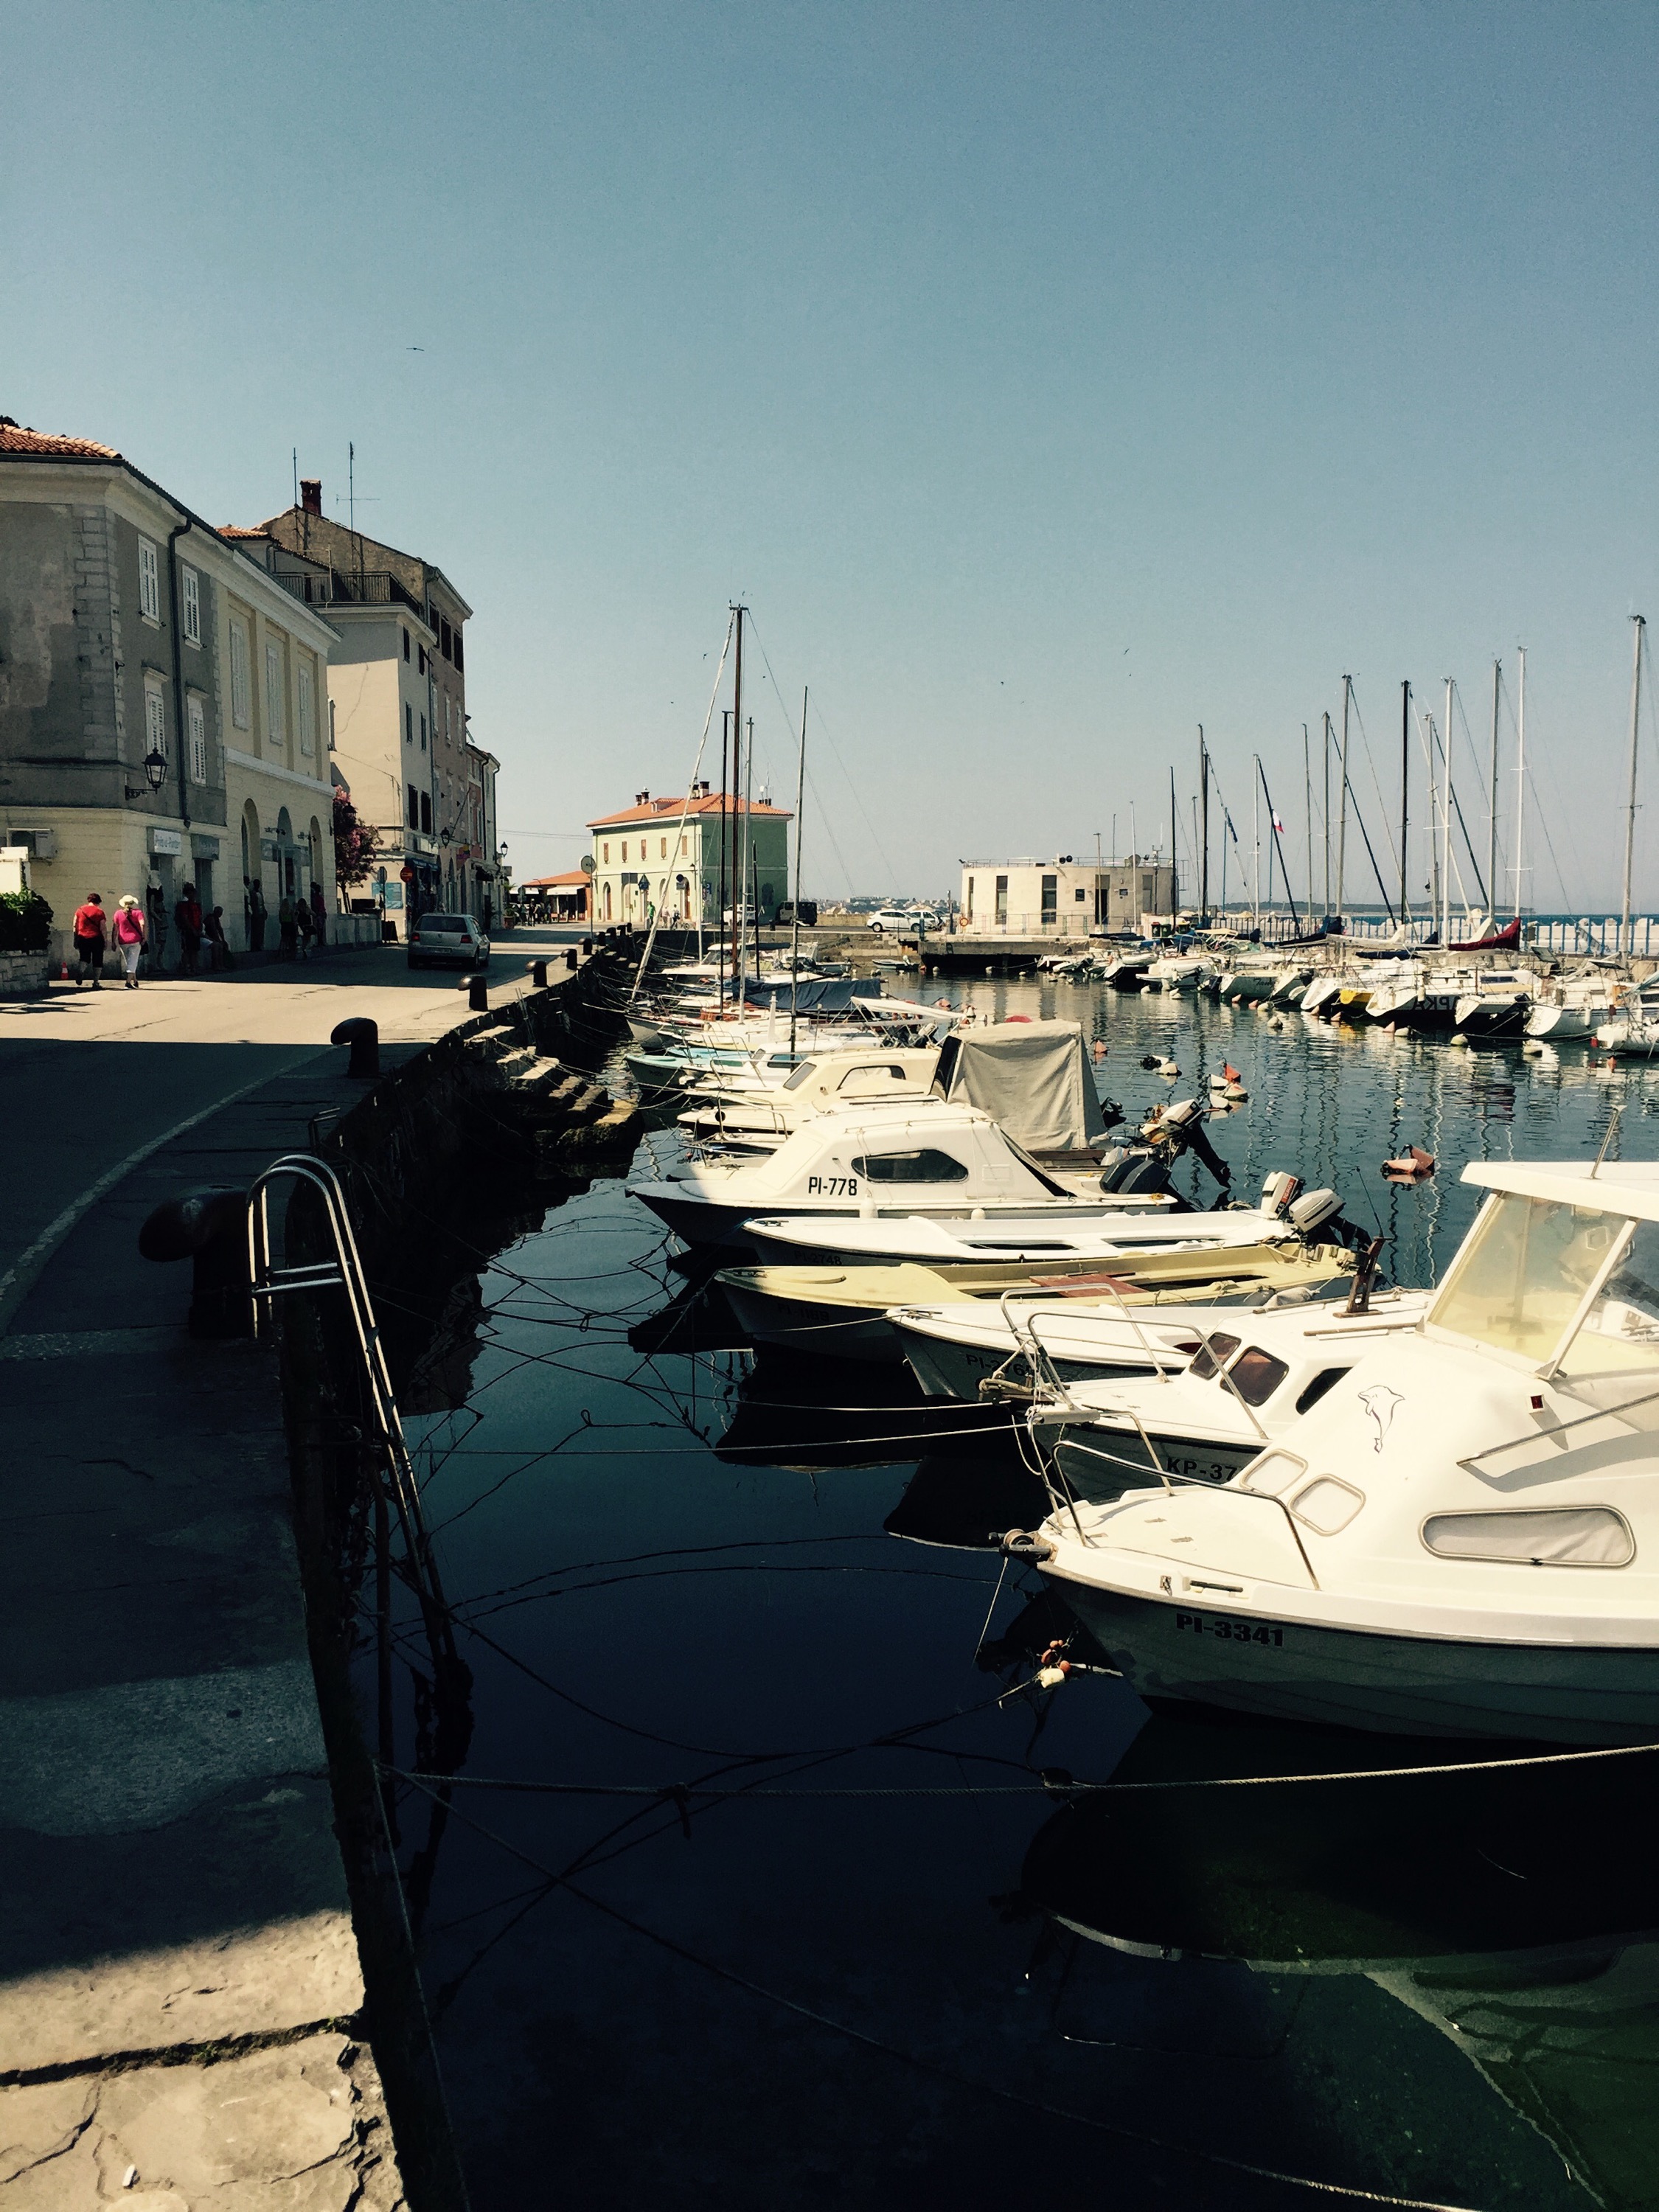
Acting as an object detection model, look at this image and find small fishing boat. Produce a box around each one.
[1026,1155,1659,1742]
[1453,985,1534,1040]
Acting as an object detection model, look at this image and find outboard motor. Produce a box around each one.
[1099,1150,1181,1201]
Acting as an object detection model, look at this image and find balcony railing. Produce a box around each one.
[274,568,425,616]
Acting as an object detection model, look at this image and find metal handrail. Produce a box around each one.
[247,1154,460,1663]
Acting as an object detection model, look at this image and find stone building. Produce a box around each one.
[585,786,791,929]
[223,489,494,933]
[956,853,1179,938]
[0,419,338,963]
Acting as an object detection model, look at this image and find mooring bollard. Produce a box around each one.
[467,975,490,1012]
[139,1188,252,1338]
[580,937,594,956]
[330,1015,380,1079]
[564,948,578,970]
[528,959,549,988]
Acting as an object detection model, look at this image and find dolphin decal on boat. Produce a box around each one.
[1360,1384,1405,1453]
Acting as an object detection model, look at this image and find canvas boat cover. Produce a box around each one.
[738,976,883,1012]
[933,1020,1108,1150]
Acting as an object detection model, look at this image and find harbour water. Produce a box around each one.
[388,977,1659,2208]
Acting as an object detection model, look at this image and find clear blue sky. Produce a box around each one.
[5,2,1656,908]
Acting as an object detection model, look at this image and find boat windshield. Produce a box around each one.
[1430,1192,1659,1371]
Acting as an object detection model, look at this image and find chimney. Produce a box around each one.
[635,789,650,805]
[299,478,322,516]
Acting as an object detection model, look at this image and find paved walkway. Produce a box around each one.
[0,928,580,2203]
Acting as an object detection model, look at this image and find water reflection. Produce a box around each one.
[1020,1710,1659,2209]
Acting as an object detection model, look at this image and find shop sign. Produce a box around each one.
[149,828,184,856]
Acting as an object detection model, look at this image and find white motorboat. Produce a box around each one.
[1143,953,1212,992]
[678,1046,942,1147]
[1027,1156,1659,1743]
[895,1248,1382,1402]
[632,1102,1130,1251]
[734,1200,1313,1268]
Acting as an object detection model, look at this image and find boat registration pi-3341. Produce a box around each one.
[1174,1610,1286,1647]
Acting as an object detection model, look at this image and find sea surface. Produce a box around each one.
[385,978,1659,2209]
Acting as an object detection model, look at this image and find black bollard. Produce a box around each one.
[564,948,578,970]
[139,1188,252,1338]
[330,1016,380,1079]
[467,975,489,1012]
[580,937,594,956]
[528,959,548,988]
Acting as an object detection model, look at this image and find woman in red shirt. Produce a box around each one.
[72,894,108,988]
[112,895,147,988]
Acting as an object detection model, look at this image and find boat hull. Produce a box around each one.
[721,1280,909,1361]
[1048,1579,1659,1745]
[896,1324,1163,1401]
[1051,1425,1258,1496]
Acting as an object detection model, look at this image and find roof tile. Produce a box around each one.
[0,419,119,459]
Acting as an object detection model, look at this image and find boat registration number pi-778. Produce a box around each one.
[806,1175,858,1197]
[1173,1611,1284,1648]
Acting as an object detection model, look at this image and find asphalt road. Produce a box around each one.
[0,925,571,1315]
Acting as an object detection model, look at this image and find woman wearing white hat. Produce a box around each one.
[111,894,147,988]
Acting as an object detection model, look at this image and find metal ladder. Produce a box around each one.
[247,1153,461,1666]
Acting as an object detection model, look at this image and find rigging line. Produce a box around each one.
[396,1782,1480,2212]
[445,1531,909,1615]
[456,1558,999,1628]
[1425,713,1489,914]
[750,613,902,890]
[800,757,858,897]
[1345,684,1402,883]
[628,613,736,1000]
[398,1419,1018,1457]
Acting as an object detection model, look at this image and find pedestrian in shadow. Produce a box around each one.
[205,906,234,971]
[112,894,146,988]
[72,892,108,988]
[310,879,327,951]
[295,891,314,961]
[145,879,168,976]
[245,877,268,954]
[175,882,203,976]
[277,891,298,960]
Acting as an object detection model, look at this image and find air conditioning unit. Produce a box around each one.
[10,828,58,860]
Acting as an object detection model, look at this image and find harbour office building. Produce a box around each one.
[0,420,339,965]
[586,787,791,930]
[957,855,1180,939]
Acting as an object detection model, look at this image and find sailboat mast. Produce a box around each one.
[1304,723,1313,921]
[1197,726,1209,925]
[1488,659,1501,928]
[1513,645,1526,922]
[1399,680,1411,928]
[1624,618,1647,947]
[1251,764,1261,932]
[717,709,730,1006]
[730,602,745,990]
[1443,678,1455,944]
[1322,710,1332,919]
[742,715,756,988]
[1169,766,1178,921]
[790,686,807,1054]
[1421,703,1438,940]
[1337,675,1352,925]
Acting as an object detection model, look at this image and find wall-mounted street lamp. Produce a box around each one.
[144,746,167,792]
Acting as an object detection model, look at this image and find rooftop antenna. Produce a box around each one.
[292,447,299,509]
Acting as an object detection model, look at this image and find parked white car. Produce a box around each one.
[866,907,917,933]
[408,912,491,972]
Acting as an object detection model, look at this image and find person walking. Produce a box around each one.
[111,895,146,987]
[245,877,268,954]
[175,883,204,976]
[72,892,108,987]
[309,880,327,951]
[294,892,314,961]
[277,891,298,960]
[204,905,233,971]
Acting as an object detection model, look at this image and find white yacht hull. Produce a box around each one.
[1050,1579,1659,1745]
[896,1323,1166,1401]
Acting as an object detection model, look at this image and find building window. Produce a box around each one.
[229,619,251,728]
[621,840,628,863]
[181,565,201,644]
[297,662,315,756]
[602,842,610,863]
[661,837,668,859]
[420,792,432,833]
[1041,874,1057,925]
[408,785,420,828]
[965,875,974,921]
[187,693,206,784]
[420,712,427,751]
[995,874,1008,925]
[418,644,427,676]
[453,628,464,672]
[138,538,160,621]
[265,641,285,745]
[403,628,410,662]
[145,676,167,762]
[441,616,453,659]
[405,703,413,746]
